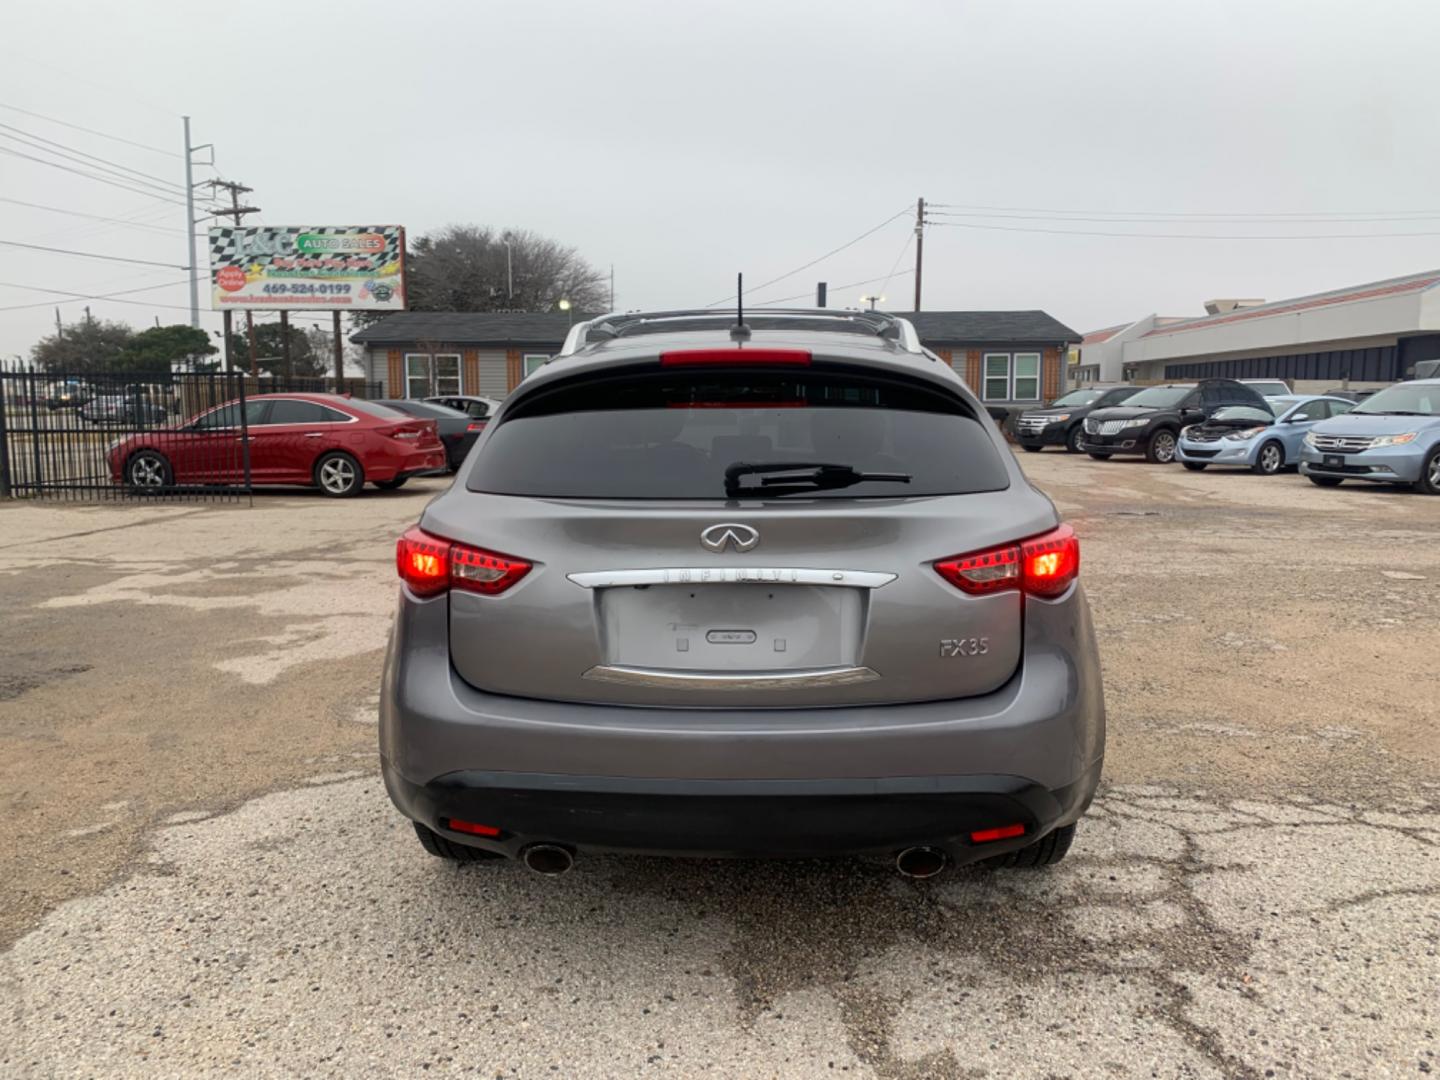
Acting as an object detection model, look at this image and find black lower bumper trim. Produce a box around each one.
[383,762,1102,864]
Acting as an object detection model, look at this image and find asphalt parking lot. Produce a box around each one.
[2,457,1437,1079]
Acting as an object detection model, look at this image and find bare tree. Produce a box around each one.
[397,225,608,317]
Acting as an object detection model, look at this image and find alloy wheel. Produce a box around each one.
[1259,443,1282,474]
[1153,432,1176,463]
[129,455,165,487]
[1430,454,1440,489]
[319,457,356,494]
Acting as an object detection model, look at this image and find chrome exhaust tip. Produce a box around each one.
[895,846,948,880]
[521,843,575,876]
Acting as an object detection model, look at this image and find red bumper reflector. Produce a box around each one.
[446,818,501,838]
[970,823,1026,843]
[659,347,812,367]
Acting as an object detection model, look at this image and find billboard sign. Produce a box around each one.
[208,225,405,310]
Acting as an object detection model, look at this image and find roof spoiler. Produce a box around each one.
[557,308,925,358]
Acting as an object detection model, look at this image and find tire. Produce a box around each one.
[314,451,364,497]
[1415,448,1440,496]
[1145,429,1178,464]
[1182,461,1208,472]
[412,821,504,862]
[125,449,173,492]
[375,476,408,491]
[1252,440,1285,476]
[1066,426,1086,454]
[1087,452,1113,461]
[984,823,1076,869]
[1021,445,1042,453]
[1307,475,1343,488]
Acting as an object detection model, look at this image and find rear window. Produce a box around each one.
[466,369,1009,499]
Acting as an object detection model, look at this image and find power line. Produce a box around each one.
[0,238,189,268]
[0,128,184,197]
[0,146,186,206]
[926,220,1440,241]
[927,209,1440,225]
[752,268,916,308]
[0,100,178,156]
[0,121,184,193]
[927,201,1440,218]
[878,230,913,305]
[0,196,184,234]
[0,278,193,313]
[703,207,912,307]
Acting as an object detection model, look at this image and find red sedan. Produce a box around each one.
[108,393,448,497]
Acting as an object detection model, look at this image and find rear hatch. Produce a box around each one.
[425,360,1055,708]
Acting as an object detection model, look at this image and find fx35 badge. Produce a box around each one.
[940,636,989,658]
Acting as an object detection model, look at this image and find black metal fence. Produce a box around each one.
[0,364,381,502]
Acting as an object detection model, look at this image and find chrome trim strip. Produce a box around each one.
[566,567,897,589]
[581,665,882,690]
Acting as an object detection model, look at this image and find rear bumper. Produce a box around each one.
[383,760,1101,864]
[379,584,1106,860]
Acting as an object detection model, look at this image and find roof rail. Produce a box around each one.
[557,308,925,357]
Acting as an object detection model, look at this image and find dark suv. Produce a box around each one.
[1080,379,1270,463]
[1016,385,1140,454]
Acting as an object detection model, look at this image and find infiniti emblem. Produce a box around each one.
[700,523,760,553]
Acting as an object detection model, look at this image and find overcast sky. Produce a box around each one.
[3,0,1439,358]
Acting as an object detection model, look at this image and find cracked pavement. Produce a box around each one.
[2,456,1438,1078]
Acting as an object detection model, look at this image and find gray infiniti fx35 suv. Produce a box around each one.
[380,309,1105,878]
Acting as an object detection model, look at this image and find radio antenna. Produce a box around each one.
[731,271,751,341]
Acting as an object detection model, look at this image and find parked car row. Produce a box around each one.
[1017,376,1440,495]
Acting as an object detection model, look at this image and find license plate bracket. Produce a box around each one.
[1323,454,1345,468]
[598,584,863,673]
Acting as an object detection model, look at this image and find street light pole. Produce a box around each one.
[503,238,513,302]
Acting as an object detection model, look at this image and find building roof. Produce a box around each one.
[1143,268,1440,339]
[353,309,1081,348]
[898,310,1080,344]
[352,312,577,347]
[1081,323,1128,344]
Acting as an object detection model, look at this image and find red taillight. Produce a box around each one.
[445,818,501,837]
[934,524,1079,599]
[970,823,1026,844]
[396,526,531,597]
[1020,524,1080,598]
[659,348,812,367]
[466,421,486,432]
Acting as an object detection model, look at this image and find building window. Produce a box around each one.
[1013,352,1041,401]
[404,352,462,397]
[522,353,549,379]
[983,353,1010,401]
[405,353,431,399]
[434,353,461,395]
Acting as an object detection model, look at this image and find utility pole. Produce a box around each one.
[913,196,925,312]
[332,311,344,386]
[183,117,198,328]
[816,282,827,308]
[204,180,261,378]
[610,264,615,311]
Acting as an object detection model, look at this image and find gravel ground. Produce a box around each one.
[2,455,1438,1078]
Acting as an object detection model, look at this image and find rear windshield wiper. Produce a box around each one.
[724,461,912,498]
